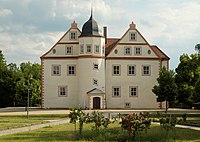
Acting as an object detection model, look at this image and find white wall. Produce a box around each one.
[43,59,78,108]
[105,59,160,108]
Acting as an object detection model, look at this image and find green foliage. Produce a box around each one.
[0,50,41,107]
[152,66,177,110]
[120,113,151,140]
[175,51,200,108]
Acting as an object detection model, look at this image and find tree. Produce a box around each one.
[175,53,200,108]
[195,44,200,54]
[152,66,177,111]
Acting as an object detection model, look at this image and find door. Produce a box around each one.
[93,97,101,109]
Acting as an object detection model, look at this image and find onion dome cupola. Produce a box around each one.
[80,11,101,37]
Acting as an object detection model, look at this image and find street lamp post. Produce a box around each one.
[27,75,32,119]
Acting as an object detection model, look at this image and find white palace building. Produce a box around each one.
[41,12,169,109]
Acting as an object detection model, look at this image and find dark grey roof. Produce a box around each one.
[87,88,105,94]
[80,14,101,37]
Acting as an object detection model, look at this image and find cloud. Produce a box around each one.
[0,8,13,17]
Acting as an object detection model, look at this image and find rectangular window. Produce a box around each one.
[58,86,67,96]
[128,65,135,75]
[80,45,84,54]
[113,65,120,75]
[124,46,131,55]
[135,47,141,55]
[93,79,98,86]
[67,65,76,76]
[70,31,77,40]
[86,45,92,53]
[113,87,120,97]
[143,65,151,76]
[130,32,136,41]
[130,87,138,97]
[95,45,100,53]
[52,65,61,76]
[66,46,72,54]
[125,102,131,108]
[93,63,99,70]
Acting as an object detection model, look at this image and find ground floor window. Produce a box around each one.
[112,87,120,97]
[58,86,67,97]
[130,86,138,97]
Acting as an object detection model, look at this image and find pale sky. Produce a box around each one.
[0,0,200,69]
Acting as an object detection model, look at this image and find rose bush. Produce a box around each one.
[120,113,151,139]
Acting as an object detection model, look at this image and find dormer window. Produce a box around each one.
[70,31,77,40]
[86,45,92,53]
[130,32,136,41]
[66,46,72,55]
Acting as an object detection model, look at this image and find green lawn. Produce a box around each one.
[0,114,68,130]
[0,123,200,142]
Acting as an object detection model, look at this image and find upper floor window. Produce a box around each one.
[52,65,61,76]
[130,86,138,97]
[135,47,141,55]
[66,46,72,55]
[113,87,120,97]
[95,45,100,53]
[70,31,77,40]
[80,45,84,54]
[128,65,135,75]
[125,46,131,55]
[67,65,76,76]
[113,65,120,76]
[93,79,98,86]
[58,86,67,96]
[130,32,136,41]
[86,45,92,53]
[93,63,99,70]
[143,65,151,76]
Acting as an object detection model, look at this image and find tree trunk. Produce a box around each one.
[165,101,168,112]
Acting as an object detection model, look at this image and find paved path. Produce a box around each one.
[0,119,70,136]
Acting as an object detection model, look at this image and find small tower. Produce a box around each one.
[77,11,105,109]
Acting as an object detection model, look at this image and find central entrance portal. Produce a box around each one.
[93,97,101,109]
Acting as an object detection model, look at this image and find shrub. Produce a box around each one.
[120,113,151,140]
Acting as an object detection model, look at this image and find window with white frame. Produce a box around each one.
[135,47,141,55]
[125,46,131,55]
[70,31,77,40]
[128,65,135,75]
[130,87,138,97]
[102,46,105,54]
[68,65,75,75]
[95,45,100,53]
[58,86,67,96]
[113,65,120,75]
[66,46,72,54]
[52,65,60,75]
[93,79,98,85]
[130,32,136,41]
[86,45,92,53]
[143,65,150,75]
[80,45,84,54]
[113,87,120,97]
[93,63,99,70]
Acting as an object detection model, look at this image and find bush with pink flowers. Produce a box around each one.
[120,113,151,139]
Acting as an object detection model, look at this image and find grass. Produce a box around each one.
[0,114,68,130]
[0,123,200,142]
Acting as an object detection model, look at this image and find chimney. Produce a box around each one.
[103,26,107,44]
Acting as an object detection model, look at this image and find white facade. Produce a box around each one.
[41,18,169,109]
